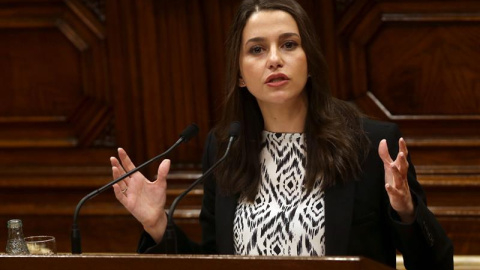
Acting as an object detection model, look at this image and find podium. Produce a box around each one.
[0,254,393,270]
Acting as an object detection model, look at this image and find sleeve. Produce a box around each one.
[137,131,218,254]
[384,123,454,270]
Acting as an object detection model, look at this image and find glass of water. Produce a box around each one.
[24,236,57,255]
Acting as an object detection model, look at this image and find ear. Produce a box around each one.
[238,77,246,87]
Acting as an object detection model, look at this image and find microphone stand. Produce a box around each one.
[71,124,198,254]
[164,122,240,253]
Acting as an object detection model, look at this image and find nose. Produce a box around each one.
[267,47,283,70]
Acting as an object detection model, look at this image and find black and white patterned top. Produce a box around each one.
[233,131,326,256]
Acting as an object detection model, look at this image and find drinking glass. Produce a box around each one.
[24,236,57,255]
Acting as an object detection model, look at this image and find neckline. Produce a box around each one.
[262,130,304,135]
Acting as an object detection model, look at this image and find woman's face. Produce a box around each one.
[239,10,308,108]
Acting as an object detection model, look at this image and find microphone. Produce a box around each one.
[71,123,199,254]
[164,121,241,253]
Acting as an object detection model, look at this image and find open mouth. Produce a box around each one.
[266,73,289,84]
[269,78,286,83]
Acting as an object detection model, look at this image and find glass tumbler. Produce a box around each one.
[24,236,57,255]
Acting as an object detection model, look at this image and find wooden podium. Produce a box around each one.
[0,254,393,270]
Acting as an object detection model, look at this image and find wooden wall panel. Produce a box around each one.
[0,0,478,256]
[330,0,480,254]
[0,0,116,253]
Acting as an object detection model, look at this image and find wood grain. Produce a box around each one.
[0,0,478,256]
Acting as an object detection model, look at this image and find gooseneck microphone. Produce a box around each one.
[71,124,199,254]
[164,121,241,253]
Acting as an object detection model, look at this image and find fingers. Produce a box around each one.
[381,137,415,220]
[379,138,410,188]
[156,159,171,184]
[399,137,409,157]
[397,138,409,175]
[378,139,393,164]
[385,182,400,197]
[389,163,405,190]
[113,183,127,203]
[384,177,410,206]
[385,164,414,221]
[395,151,409,178]
[110,156,126,174]
[118,148,137,172]
[388,137,409,177]
[110,157,126,177]
[111,156,129,189]
[112,166,129,192]
[379,138,409,169]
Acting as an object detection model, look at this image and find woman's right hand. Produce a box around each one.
[111,148,169,243]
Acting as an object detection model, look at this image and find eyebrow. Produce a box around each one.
[245,32,300,45]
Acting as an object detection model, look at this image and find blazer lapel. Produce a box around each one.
[215,192,239,254]
[325,179,355,255]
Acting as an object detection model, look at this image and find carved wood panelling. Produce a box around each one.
[145,0,211,164]
[79,0,105,22]
[0,0,111,150]
[332,0,480,254]
[0,0,115,253]
[0,0,478,255]
[334,0,480,177]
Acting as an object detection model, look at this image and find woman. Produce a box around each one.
[110,0,453,269]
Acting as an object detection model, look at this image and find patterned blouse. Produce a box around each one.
[233,131,326,256]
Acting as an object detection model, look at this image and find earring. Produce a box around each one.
[239,78,246,87]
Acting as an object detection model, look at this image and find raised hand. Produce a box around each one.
[378,138,415,223]
[111,148,169,242]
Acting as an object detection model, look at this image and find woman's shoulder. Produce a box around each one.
[361,117,402,145]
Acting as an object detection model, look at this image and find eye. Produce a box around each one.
[283,41,298,50]
[249,45,264,55]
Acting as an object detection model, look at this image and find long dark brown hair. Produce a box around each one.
[214,0,369,201]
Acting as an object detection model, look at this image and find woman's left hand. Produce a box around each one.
[378,137,415,223]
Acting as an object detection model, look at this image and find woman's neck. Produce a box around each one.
[258,95,308,133]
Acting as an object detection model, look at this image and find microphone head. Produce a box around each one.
[180,123,199,142]
[228,121,241,140]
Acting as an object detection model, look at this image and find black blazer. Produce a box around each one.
[139,119,453,270]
